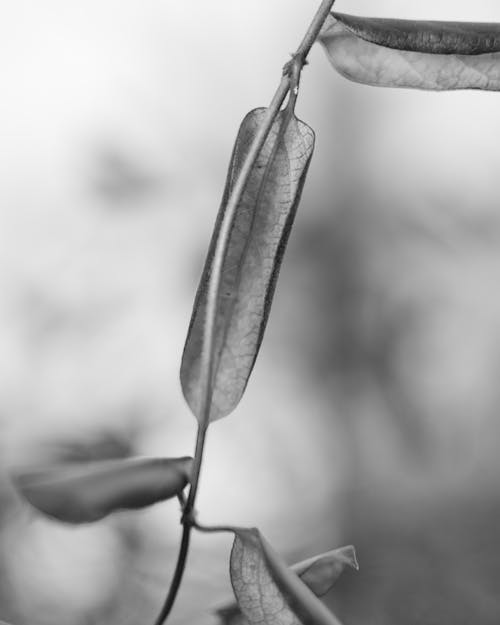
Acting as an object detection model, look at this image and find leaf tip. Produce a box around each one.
[340,544,359,571]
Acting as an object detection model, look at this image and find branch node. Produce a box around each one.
[181,508,197,528]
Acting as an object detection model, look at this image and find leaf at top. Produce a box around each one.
[230,527,343,625]
[319,12,500,90]
[181,107,315,423]
[218,544,357,624]
[12,456,193,524]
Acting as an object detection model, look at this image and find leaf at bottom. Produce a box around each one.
[219,543,357,623]
[230,528,344,625]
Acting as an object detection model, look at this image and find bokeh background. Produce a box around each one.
[2,1,500,623]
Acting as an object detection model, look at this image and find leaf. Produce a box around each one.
[181,107,315,423]
[12,456,193,524]
[291,545,358,597]
[230,527,343,625]
[319,12,500,90]
[218,545,357,624]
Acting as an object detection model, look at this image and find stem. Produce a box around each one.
[295,0,336,61]
[152,523,191,625]
[192,520,236,535]
[184,422,207,516]
[153,1,335,623]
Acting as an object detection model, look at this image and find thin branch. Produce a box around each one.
[152,523,191,625]
[295,0,336,61]
[153,1,336,623]
[192,520,236,535]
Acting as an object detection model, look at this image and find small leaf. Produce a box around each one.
[12,456,193,524]
[230,527,343,625]
[319,12,500,90]
[181,107,314,423]
[291,545,358,597]
[218,544,357,623]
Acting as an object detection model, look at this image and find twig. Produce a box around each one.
[152,523,191,625]
[153,1,336,623]
[192,520,236,535]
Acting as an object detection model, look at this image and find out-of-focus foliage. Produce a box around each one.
[327,488,500,625]
[12,456,192,523]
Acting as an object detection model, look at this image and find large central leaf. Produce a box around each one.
[181,107,314,423]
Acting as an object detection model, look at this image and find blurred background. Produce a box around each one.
[2,1,500,623]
